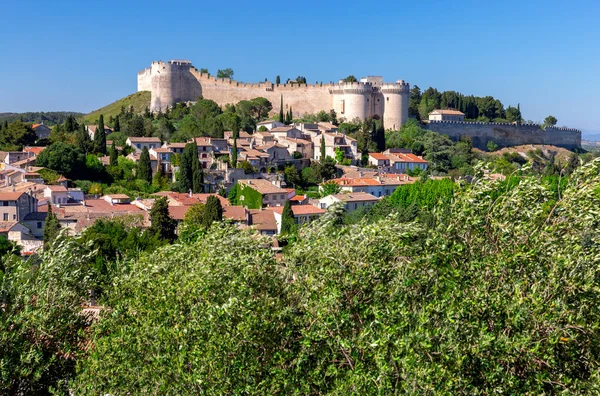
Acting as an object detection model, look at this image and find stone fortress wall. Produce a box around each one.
[426,121,581,150]
[138,60,410,128]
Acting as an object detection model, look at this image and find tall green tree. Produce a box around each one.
[179,142,196,193]
[320,135,326,161]
[75,124,91,154]
[93,114,107,154]
[276,75,281,84]
[113,114,121,132]
[110,140,118,166]
[149,197,176,242]
[279,95,284,123]
[202,195,223,229]
[216,68,234,79]
[280,199,295,234]
[43,205,61,250]
[137,147,152,183]
[192,153,204,193]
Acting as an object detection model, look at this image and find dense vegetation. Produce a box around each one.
[3,158,600,393]
[0,111,84,125]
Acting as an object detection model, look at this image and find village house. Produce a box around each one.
[256,120,284,131]
[428,109,465,122]
[31,123,51,139]
[277,136,314,159]
[0,221,43,253]
[253,131,276,146]
[86,125,113,140]
[0,191,37,221]
[246,209,278,236]
[237,179,292,207]
[326,174,416,197]
[312,132,359,162]
[318,192,379,212]
[126,136,162,152]
[368,149,429,173]
[271,204,326,232]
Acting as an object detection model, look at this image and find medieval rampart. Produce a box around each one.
[426,121,581,150]
[138,60,410,127]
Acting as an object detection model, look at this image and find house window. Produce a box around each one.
[1,202,6,206]
[3,214,7,221]
[280,194,284,200]
[37,222,42,228]
[12,214,15,220]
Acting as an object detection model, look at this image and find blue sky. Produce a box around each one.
[1,0,599,134]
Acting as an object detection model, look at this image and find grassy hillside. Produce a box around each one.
[83,91,151,124]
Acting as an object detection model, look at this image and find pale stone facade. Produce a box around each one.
[138,60,410,129]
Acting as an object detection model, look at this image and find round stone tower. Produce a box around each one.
[381,80,410,130]
[331,82,375,122]
[150,60,202,112]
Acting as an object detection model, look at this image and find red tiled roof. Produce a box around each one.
[223,205,246,221]
[369,153,389,160]
[45,185,68,192]
[23,146,46,155]
[429,109,465,116]
[0,192,25,200]
[157,192,229,207]
[271,205,326,216]
[168,206,189,220]
[127,137,161,143]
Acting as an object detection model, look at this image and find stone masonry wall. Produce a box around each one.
[426,121,581,150]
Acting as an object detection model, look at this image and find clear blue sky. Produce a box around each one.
[1,0,599,134]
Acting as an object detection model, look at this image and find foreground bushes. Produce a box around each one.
[5,161,600,393]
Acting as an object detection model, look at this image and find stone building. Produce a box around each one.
[0,191,37,221]
[428,109,465,122]
[138,60,410,129]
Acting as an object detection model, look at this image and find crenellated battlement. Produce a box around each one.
[426,120,581,150]
[140,59,409,125]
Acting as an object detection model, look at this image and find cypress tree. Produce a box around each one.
[191,144,204,194]
[279,95,284,123]
[114,115,121,132]
[276,75,281,85]
[110,140,118,167]
[93,114,107,154]
[228,183,238,205]
[289,106,293,123]
[149,197,176,242]
[231,138,238,168]
[76,124,91,154]
[180,142,197,192]
[320,135,326,161]
[137,146,152,183]
[43,205,61,250]
[202,195,223,229]
[280,200,295,235]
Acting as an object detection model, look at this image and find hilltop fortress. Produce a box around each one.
[137,60,581,150]
[137,60,410,130]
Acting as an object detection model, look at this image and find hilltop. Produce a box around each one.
[476,144,577,162]
[83,91,150,124]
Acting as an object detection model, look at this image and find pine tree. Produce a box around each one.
[202,195,223,229]
[137,147,152,183]
[280,200,295,235]
[43,205,61,250]
[149,197,176,242]
[114,115,120,132]
[110,141,118,167]
[93,114,107,154]
[320,135,326,161]
[279,95,284,123]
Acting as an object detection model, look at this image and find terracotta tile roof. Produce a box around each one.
[0,192,25,200]
[429,109,465,116]
[105,194,130,200]
[369,153,389,160]
[127,137,161,143]
[45,185,68,192]
[157,192,229,207]
[331,192,379,202]
[269,126,296,133]
[31,124,43,129]
[239,179,287,194]
[168,206,189,220]
[329,176,409,187]
[249,209,277,231]
[387,153,428,164]
[223,205,246,221]
[151,147,173,153]
[167,142,187,149]
[271,205,326,216]
[23,146,46,155]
